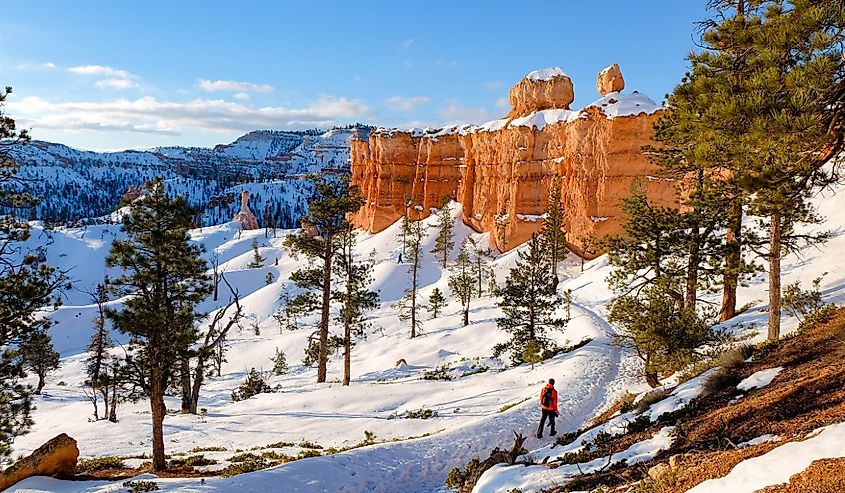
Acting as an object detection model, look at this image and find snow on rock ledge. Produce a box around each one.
[508,66,575,117]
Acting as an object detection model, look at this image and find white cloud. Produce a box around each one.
[198,79,274,93]
[437,99,491,125]
[96,78,140,90]
[384,96,431,111]
[233,92,250,100]
[8,95,373,136]
[400,38,415,51]
[69,64,139,91]
[42,62,57,69]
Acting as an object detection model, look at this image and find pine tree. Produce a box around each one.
[539,177,568,284]
[83,279,113,420]
[430,201,455,268]
[448,243,474,327]
[271,348,288,376]
[466,236,494,298]
[396,218,425,338]
[248,238,265,268]
[426,288,446,319]
[265,272,274,285]
[333,226,378,386]
[522,339,543,370]
[495,235,568,364]
[285,175,364,382]
[0,85,65,459]
[19,330,60,395]
[105,178,212,471]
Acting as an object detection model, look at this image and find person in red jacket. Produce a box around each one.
[537,378,558,438]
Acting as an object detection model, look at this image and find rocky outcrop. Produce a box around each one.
[597,63,625,96]
[233,191,260,230]
[507,67,574,118]
[350,66,676,253]
[0,433,79,491]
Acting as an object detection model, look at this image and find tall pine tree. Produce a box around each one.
[285,174,365,382]
[539,177,568,285]
[448,242,474,327]
[430,201,455,268]
[495,235,568,364]
[106,178,211,471]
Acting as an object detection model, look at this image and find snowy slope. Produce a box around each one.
[7,181,845,493]
[6,126,370,228]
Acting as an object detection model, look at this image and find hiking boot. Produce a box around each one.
[536,433,542,439]
[550,431,557,436]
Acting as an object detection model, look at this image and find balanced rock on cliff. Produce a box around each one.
[0,433,79,491]
[507,67,574,118]
[597,63,625,95]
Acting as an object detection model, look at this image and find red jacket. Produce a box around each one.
[540,384,558,411]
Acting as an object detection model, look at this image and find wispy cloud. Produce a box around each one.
[400,38,415,51]
[9,95,373,135]
[69,64,139,90]
[384,96,431,111]
[198,79,274,93]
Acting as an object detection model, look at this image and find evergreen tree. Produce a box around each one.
[83,279,112,420]
[430,201,455,268]
[271,348,288,376]
[396,218,425,338]
[426,288,446,319]
[539,177,568,284]
[609,280,722,387]
[0,85,65,459]
[466,236,494,298]
[19,330,60,395]
[248,238,265,268]
[105,178,212,471]
[285,174,364,382]
[448,243,474,327]
[333,226,378,386]
[265,272,274,285]
[495,235,568,364]
[522,339,543,370]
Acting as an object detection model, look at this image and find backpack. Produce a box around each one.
[542,387,554,408]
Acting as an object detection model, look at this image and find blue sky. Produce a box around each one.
[2,1,708,151]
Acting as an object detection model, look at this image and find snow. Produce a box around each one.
[508,109,583,131]
[688,422,845,493]
[644,368,718,420]
[525,67,568,82]
[472,427,675,493]
[585,92,662,118]
[737,367,783,392]
[738,434,780,448]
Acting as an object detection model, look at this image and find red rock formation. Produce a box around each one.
[0,433,79,491]
[233,191,260,230]
[350,66,676,253]
[597,63,625,96]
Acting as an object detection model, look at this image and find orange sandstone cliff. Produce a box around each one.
[349,66,677,253]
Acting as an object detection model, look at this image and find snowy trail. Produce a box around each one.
[17,303,620,493]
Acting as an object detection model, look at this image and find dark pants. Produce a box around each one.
[537,409,556,437]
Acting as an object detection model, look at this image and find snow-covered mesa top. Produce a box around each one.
[525,66,568,81]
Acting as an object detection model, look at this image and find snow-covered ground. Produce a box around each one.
[8,180,845,492]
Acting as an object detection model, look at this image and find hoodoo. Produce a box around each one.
[349,65,677,252]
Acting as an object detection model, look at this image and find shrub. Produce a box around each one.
[553,429,582,447]
[634,389,670,414]
[298,441,323,450]
[716,345,754,370]
[783,276,825,321]
[264,441,294,449]
[228,452,262,463]
[297,449,322,459]
[405,408,438,419]
[271,348,288,376]
[797,304,837,333]
[617,392,637,413]
[422,364,452,381]
[169,455,217,467]
[123,480,159,493]
[626,414,652,434]
[78,456,126,472]
[302,336,344,366]
[702,367,740,396]
[498,398,529,413]
[220,457,272,477]
[445,456,481,491]
[189,446,226,453]
[231,368,274,402]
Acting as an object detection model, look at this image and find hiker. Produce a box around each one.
[537,378,559,438]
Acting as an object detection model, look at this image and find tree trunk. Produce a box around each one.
[685,223,700,310]
[180,355,191,414]
[463,305,469,327]
[410,255,418,339]
[317,240,333,383]
[768,211,782,340]
[36,373,45,394]
[189,353,206,414]
[343,321,351,386]
[721,199,742,321]
[645,371,660,388]
[150,376,167,471]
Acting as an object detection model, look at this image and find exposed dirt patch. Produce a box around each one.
[549,307,845,493]
[758,457,845,493]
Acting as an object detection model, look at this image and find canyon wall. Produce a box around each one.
[350,66,677,254]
